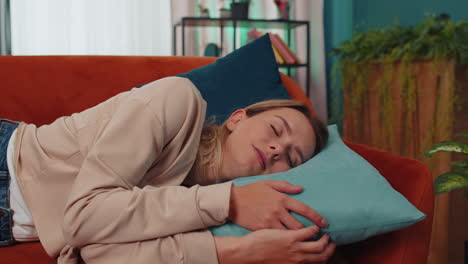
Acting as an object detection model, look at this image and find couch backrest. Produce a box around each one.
[0,56,314,125]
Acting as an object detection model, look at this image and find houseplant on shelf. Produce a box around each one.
[230,0,250,19]
[197,4,210,18]
[330,14,468,264]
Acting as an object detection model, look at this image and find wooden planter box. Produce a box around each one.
[343,59,455,160]
[342,59,457,264]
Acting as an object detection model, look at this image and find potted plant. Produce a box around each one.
[230,0,250,19]
[198,4,210,18]
[330,14,468,159]
[425,133,468,263]
[330,14,468,264]
[425,133,468,196]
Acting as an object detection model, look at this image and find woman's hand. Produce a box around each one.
[215,225,336,264]
[228,180,328,231]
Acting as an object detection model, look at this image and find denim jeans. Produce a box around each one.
[0,119,19,246]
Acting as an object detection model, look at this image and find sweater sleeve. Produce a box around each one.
[76,230,219,264]
[62,77,232,248]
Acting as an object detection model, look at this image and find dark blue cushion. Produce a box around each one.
[178,34,290,123]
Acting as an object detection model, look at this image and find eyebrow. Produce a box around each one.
[274,115,304,164]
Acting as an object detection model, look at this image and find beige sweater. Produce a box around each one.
[13,77,233,263]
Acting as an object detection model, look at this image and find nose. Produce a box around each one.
[269,143,286,160]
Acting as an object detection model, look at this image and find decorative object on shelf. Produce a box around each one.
[198,4,210,17]
[219,7,230,18]
[331,14,468,264]
[425,132,468,196]
[230,0,250,19]
[247,29,301,65]
[269,33,295,64]
[247,28,264,42]
[274,0,290,20]
[270,33,301,64]
[204,43,222,57]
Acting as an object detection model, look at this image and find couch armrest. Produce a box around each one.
[279,73,317,118]
[339,140,434,264]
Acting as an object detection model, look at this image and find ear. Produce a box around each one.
[225,109,247,132]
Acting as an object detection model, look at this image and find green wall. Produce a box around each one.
[354,0,468,30]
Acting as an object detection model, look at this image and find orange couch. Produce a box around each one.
[0,56,433,264]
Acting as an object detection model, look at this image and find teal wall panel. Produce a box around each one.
[354,0,468,30]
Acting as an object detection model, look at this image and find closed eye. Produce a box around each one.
[271,124,279,136]
[287,154,294,168]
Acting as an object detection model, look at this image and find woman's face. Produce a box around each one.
[220,107,316,181]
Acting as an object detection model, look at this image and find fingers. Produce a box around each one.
[265,180,303,194]
[279,209,304,230]
[304,241,336,263]
[284,198,328,228]
[264,180,328,228]
[297,232,336,263]
[271,221,287,230]
[291,225,321,241]
[299,232,329,253]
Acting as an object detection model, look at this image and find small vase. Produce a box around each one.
[277,3,290,20]
[230,3,249,19]
[220,9,230,18]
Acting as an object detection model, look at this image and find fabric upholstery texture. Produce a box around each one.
[210,125,426,245]
[0,55,433,264]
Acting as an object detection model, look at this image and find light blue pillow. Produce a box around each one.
[210,125,425,245]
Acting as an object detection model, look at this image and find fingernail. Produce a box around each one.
[321,218,328,227]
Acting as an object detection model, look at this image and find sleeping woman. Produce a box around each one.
[0,76,335,264]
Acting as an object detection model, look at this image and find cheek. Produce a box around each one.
[269,162,290,174]
[227,136,253,165]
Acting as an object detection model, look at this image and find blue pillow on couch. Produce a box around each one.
[178,34,290,123]
[210,125,426,245]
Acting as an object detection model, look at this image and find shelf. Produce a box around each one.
[173,16,311,96]
[176,17,309,29]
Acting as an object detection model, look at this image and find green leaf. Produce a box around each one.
[454,22,468,44]
[464,189,468,198]
[434,172,468,195]
[453,166,468,175]
[329,15,468,65]
[451,158,468,170]
[424,141,468,157]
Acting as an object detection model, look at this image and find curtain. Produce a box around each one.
[10,0,172,55]
[0,0,11,55]
[171,0,328,123]
[324,0,354,133]
[294,0,327,124]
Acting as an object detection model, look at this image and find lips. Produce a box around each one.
[253,145,266,170]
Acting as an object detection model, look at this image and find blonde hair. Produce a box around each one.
[188,99,329,185]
